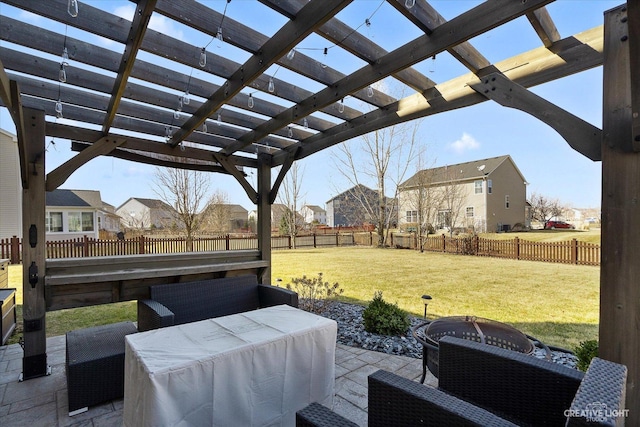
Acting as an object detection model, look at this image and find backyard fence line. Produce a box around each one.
[1,232,600,266]
[389,233,600,266]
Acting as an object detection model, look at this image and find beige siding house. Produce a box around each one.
[398,155,527,233]
[0,129,21,240]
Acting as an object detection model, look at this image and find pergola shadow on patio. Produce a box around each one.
[0,0,638,419]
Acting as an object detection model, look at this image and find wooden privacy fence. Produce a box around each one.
[0,233,356,263]
[390,233,600,266]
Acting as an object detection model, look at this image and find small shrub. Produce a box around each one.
[362,291,410,336]
[574,339,598,372]
[285,272,343,314]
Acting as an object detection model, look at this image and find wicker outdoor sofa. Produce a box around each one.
[137,274,299,331]
[297,336,628,427]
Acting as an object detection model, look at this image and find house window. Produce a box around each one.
[46,212,63,232]
[437,209,451,229]
[406,210,417,223]
[505,195,510,209]
[487,179,492,194]
[82,212,94,231]
[466,207,474,217]
[68,212,94,232]
[474,180,483,194]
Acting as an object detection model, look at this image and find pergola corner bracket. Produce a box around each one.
[469,72,602,161]
[269,146,301,205]
[212,152,258,204]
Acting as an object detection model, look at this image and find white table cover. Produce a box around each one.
[123,305,337,427]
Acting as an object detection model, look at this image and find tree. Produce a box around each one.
[276,162,305,248]
[152,166,210,251]
[200,190,232,234]
[529,191,564,227]
[401,154,441,251]
[440,166,467,236]
[333,118,421,247]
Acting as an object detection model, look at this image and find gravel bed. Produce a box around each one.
[315,300,578,370]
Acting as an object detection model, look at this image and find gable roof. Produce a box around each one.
[46,189,103,208]
[326,184,378,204]
[301,205,325,213]
[400,155,525,189]
[117,197,174,211]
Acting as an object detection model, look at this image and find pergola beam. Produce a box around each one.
[170,0,353,146]
[526,8,561,48]
[101,0,156,134]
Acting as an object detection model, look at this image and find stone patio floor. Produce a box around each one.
[0,336,437,427]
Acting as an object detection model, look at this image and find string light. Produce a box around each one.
[217,112,222,125]
[367,85,374,98]
[165,127,173,143]
[268,77,275,93]
[338,98,345,113]
[405,0,415,8]
[180,141,185,152]
[286,49,295,60]
[58,63,67,83]
[55,99,63,119]
[173,110,180,119]
[288,126,293,138]
[61,47,69,66]
[248,93,254,109]
[182,90,190,105]
[68,0,78,17]
[321,47,328,69]
[199,48,207,67]
[177,97,183,112]
[303,118,308,129]
[216,27,223,43]
[202,121,208,133]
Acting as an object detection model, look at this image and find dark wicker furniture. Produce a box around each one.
[137,274,298,331]
[297,336,627,426]
[65,321,138,415]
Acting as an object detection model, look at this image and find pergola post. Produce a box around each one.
[20,107,49,380]
[257,152,272,284]
[600,3,639,417]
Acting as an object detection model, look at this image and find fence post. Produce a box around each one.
[11,236,20,264]
[336,232,339,247]
[571,238,578,264]
[139,235,145,254]
[514,237,520,260]
[313,233,317,248]
[442,234,446,252]
[226,234,230,251]
[83,235,89,257]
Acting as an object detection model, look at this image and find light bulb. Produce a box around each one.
[182,90,190,105]
[173,110,180,119]
[367,85,374,98]
[217,113,222,125]
[180,142,185,152]
[202,121,208,133]
[338,99,345,113]
[199,48,207,67]
[177,97,183,112]
[321,47,328,69]
[248,93,254,109]
[62,47,69,66]
[268,77,275,93]
[303,118,308,129]
[216,27,223,43]
[68,0,78,17]
[288,126,293,138]
[405,0,415,8]
[166,127,173,142]
[55,99,63,118]
[287,49,295,60]
[59,64,67,83]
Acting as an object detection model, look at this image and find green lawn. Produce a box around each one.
[479,229,601,244]
[7,246,599,350]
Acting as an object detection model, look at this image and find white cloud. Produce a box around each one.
[449,132,480,154]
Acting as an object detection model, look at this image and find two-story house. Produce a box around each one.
[326,184,397,228]
[199,203,248,233]
[398,155,527,233]
[116,197,177,230]
[299,205,327,225]
[0,128,21,240]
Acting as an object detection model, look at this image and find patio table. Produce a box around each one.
[123,305,337,427]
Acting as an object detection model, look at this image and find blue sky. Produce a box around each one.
[0,0,619,211]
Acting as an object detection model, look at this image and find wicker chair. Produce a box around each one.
[137,274,298,331]
[297,336,627,426]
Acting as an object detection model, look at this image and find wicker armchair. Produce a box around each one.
[137,275,298,331]
[297,336,627,426]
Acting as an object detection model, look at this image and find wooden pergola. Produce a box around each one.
[1,0,638,417]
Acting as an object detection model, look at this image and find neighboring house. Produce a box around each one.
[398,155,527,233]
[98,202,122,234]
[45,189,115,241]
[248,204,303,231]
[326,184,396,228]
[116,197,177,230]
[199,203,248,232]
[0,128,21,240]
[299,205,326,225]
